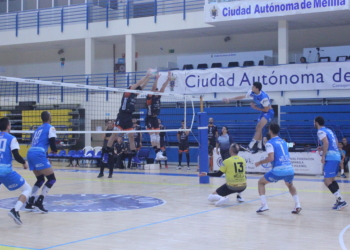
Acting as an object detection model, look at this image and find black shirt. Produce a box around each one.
[208,125,218,141]
[114,142,126,154]
[146,94,161,116]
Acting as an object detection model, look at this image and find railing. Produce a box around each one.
[0,0,204,36]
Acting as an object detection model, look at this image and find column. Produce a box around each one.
[278,20,289,65]
[125,34,135,72]
[84,38,95,147]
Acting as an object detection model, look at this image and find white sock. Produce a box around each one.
[257,140,262,149]
[260,195,267,205]
[334,190,344,202]
[341,169,344,174]
[293,195,300,207]
[208,194,221,202]
[31,186,40,197]
[41,186,51,197]
[237,192,242,196]
[249,139,257,148]
[14,201,23,212]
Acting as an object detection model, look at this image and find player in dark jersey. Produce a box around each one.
[208,117,218,148]
[145,72,171,161]
[177,120,190,170]
[105,70,154,168]
[158,118,168,168]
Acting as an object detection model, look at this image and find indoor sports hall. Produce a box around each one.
[0,0,350,249]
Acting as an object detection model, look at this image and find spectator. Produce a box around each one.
[338,142,346,178]
[97,120,116,177]
[216,126,234,162]
[300,57,307,63]
[114,137,127,171]
[342,138,350,173]
[262,136,267,151]
[208,117,218,149]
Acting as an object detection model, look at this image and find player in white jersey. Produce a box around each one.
[223,82,274,153]
[25,111,58,213]
[314,116,347,210]
[255,124,301,214]
[0,117,32,225]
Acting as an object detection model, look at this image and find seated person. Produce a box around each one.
[114,137,127,169]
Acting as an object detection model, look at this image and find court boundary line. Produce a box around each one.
[39,191,289,250]
[339,224,350,250]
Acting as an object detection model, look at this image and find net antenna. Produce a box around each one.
[0,75,195,147]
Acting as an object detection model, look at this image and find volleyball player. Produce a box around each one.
[25,111,57,214]
[158,118,168,168]
[145,71,171,161]
[0,117,32,225]
[105,70,153,167]
[223,82,274,153]
[97,120,114,177]
[198,144,246,206]
[314,116,347,210]
[254,124,301,214]
[177,120,190,170]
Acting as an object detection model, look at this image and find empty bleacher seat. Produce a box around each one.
[183,64,194,70]
[243,61,255,67]
[228,62,239,68]
[318,57,331,62]
[197,63,208,69]
[211,63,222,68]
[336,56,348,62]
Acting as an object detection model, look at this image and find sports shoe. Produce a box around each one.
[8,208,22,225]
[108,175,112,178]
[291,207,302,214]
[340,173,347,178]
[332,200,339,210]
[237,195,245,203]
[256,204,269,213]
[132,157,141,164]
[155,151,167,161]
[215,197,230,207]
[97,173,104,178]
[165,165,168,169]
[187,166,190,170]
[336,201,348,210]
[176,166,182,170]
[24,196,35,211]
[34,195,48,214]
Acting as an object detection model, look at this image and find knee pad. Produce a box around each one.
[45,174,57,188]
[155,134,160,142]
[150,133,157,142]
[20,182,32,200]
[35,174,45,188]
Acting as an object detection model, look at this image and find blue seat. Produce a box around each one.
[49,150,66,158]
[83,150,95,159]
[93,151,102,159]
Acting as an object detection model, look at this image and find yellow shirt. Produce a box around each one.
[220,155,247,187]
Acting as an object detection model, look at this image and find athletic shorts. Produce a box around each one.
[258,109,274,123]
[145,116,159,130]
[216,184,246,197]
[324,160,340,178]
[27,147,52,171]
[209,139,216,148]
[178,143,189,153]
[0,171,25,191]
[115,112,133,131]
[264,170,294,183]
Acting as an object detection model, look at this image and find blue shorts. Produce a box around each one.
[324,160,339,178]
[0,171,25,191]
[264,171,294,183]
[258,109,274,123]
[28,147,51,171]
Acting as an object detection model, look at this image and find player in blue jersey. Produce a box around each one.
[254,124,301,214]
[314,116,347,210]
[223,82,274,153]
[25,111,58,213]
[0,117,32,225]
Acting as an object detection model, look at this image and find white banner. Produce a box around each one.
[160,62,350,95]
[205,0,348,23]
[213,150,322,175]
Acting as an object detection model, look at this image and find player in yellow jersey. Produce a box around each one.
[199,143,246,207]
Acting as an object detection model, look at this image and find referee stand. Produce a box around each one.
[198,96,210,184]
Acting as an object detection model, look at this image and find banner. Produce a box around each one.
[205,0,348,23]
[213,149,322,175]
[160,61,350,95]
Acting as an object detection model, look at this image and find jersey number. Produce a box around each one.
[32,129,43,146]
[234,162,244,173]
[0,139,6,152]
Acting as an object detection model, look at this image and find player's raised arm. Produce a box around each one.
[159,72,171,93]
[222,95,246,103]
[131,69,154,90]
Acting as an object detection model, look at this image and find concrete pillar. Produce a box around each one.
[84,38,95,147]
[278,20,289,65]
[125,34,135,72]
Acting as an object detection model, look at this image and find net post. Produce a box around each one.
[184,96,187,127]
[198,101,209,184]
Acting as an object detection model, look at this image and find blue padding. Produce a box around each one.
[281,105,350,113]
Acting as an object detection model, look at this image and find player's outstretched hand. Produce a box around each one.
[222,98,230,103]
[198,172,207,177]
[23,163,28,169]
[254,162,260,167]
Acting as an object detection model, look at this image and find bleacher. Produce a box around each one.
[280,104,350,146]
